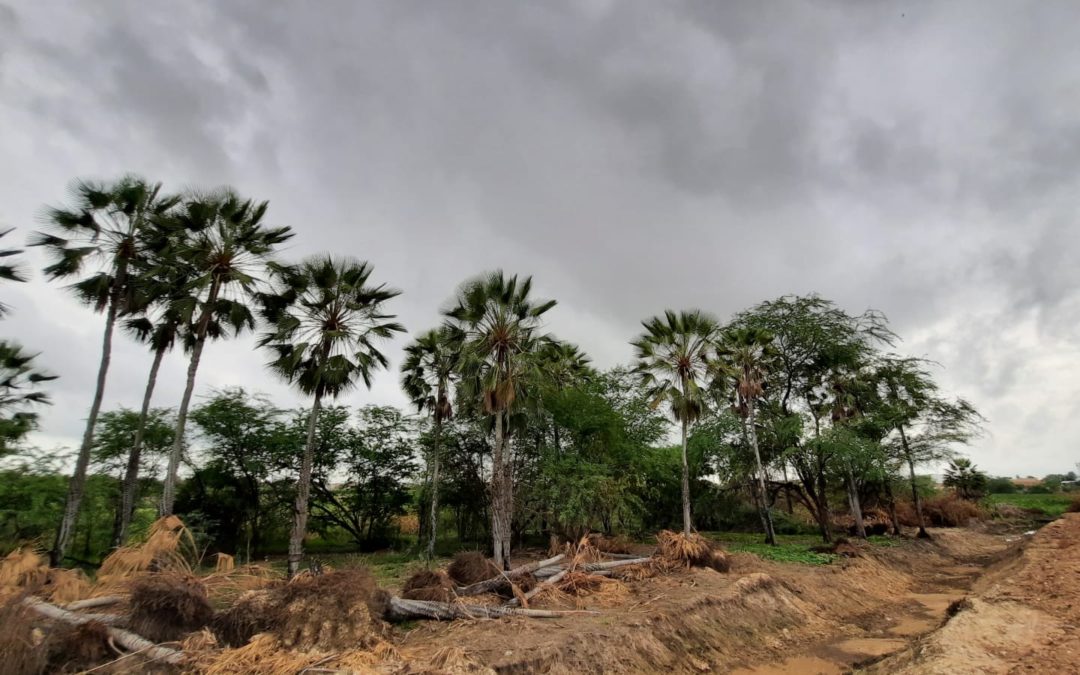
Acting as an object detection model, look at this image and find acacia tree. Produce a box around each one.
[874,356,982,537]
[445,271,555,569]
[632,310,718,535]
[716,326,777,545]
[402,327,460,558]
[160,191,293,516]
[33,176,178,565]
[259,255,403,577]
[735,295,894,543]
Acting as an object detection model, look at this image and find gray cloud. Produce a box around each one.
[1,0,1078,475]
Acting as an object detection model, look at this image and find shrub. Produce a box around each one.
[895,493,985,528]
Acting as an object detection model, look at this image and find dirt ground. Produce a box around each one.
[861,513,1080,675]
[389,527,1022,673]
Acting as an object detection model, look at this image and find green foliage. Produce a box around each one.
[986,477,1018,494]
[943,458,988,500]
[707,533,837,565]
[987,493,1074,517]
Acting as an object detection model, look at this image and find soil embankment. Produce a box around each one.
[861,513,1080,674]
[397,527,1016,673]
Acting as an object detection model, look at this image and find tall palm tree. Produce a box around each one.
[259,255,403,577]
[632,309,718,535]
[159,191,293,516]
[444,271,556,569]
[31,176,178,565]
[716,326,777,545]
[402,326,461,559]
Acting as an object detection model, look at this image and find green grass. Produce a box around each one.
[705,531,901,566]
[987,493,1076,518]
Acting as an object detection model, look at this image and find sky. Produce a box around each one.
[1,1,1078,477]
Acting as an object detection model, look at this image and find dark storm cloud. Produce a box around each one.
[1,0,1078,474]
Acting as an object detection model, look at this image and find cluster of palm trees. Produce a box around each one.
[15,174,980,571]
[633,312,780,543]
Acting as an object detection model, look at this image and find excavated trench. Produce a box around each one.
[396,524,1038,674]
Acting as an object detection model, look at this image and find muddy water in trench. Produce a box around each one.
[729,561,982,674]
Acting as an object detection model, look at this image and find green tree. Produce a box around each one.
[873,356,982,537]
[259,256,403,577]
[943,458,988,500]
[160,191,293,516]
[716,326,777,544]
[402,327,460,558]
[632,309,719,535]
[33,176,178,565]
[445,271,556,568]
[91,408,174,544]
[0,342,57,453]
[0,227,29,316]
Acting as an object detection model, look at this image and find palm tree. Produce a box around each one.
[0,341,57,453]
[259,255,403,577]
[444,271,556,569]
[402,326,460,559]
[0,228,28,317]
[716,326,777,545]
[632,309,718,535]
[31,176,178,566]
[159,191,293,516]
[943,458,987,500]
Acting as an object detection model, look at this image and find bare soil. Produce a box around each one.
[389,527,1021,673]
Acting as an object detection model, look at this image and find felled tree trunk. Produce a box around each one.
[23,597,184,665]
[387,597,593,621]
[456,554,565,596]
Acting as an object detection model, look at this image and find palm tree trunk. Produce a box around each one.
[846,466,867,539]
[427,416,442,559]
[680,417,692,535]
[287,392,322,578]
[161,279,220,516]
[491,411,512,569]
[746,405,776,545]
[51,287,121,567]
[898,425,929,538]
[111,344,165,548]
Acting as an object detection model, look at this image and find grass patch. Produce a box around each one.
[705,532,835,565]
[987,493,1075,517]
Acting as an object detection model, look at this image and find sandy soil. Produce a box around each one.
[389,527,1019,673]
[861,513,1080,675]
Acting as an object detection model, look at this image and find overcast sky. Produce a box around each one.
[1,1,1078,476]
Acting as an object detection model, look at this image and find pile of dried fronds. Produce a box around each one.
[401,568,456,602]
[98,515,198,583]
[447,551,500,585]
[129,572,214,641]
[656,530,729,572]
[0,549,93,604]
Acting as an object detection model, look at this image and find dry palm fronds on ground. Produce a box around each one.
[656,530,730,571]
[129,571,214,642]
[447,551,500,585]
[98,515,198,583]
[402,568,456,602]
[0,595,48,675]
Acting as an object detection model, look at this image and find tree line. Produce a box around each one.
[0,175,984,573]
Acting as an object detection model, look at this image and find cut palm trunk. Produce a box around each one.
[23,597,184,665]
[387,597,595,621]
[455,554,565,596]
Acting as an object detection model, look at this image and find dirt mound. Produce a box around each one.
[212,589,277,647]
[129,572,214,642]
[0,595,48,675]
[46,620,112,672]
[447,551,500,585]
[402,569,456,602]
